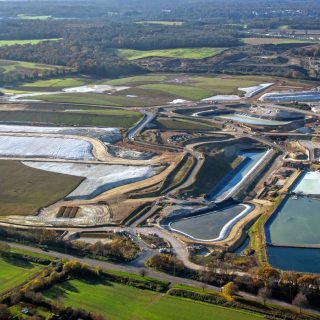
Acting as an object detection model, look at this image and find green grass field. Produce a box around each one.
[17,14,53,20]
[105,75,167,86]
[139,83,212,100]
[0,39,62,47]
[22,77,91,88]
[118,47,226,60]
[0,160,83,216]
[242,37,318,45]
[27,92,150,107]
[45,279,263,320]
[136,21,184,26]
[0,257,42,293]
[0,109,142,128]
[135,75,271,100]
[0,59,63,75]
[154,117,218,131]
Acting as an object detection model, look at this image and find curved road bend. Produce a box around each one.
[128,110,155,141]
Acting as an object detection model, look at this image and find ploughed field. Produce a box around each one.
[44,279,263,320]
[0,160,83,216]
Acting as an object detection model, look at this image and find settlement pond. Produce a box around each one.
[169,204,253,242]
[217,114,291,126]
[266,171,320,273]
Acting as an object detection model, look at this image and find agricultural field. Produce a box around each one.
[0,256,43,293]
[25,92,151,107]
[17,14,54,20]
[105,75,168,86]
[5,73,277,106]
[117,47,226,60]
[21,77,92,89]
[136,21,184,25]
[0,60,64,75]
[44,279,263,320]
[242,37,318,45]
[0,109,142,128]
[0,160,83,216]
[0,39,62,47]
[154,117,219,131]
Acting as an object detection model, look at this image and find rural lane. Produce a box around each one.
[3,241,320,315]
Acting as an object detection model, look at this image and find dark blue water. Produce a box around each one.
[267,246,320,274]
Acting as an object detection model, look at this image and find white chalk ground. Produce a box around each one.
[239,83,273,98]
[62,85,129,93]
[201,83,273,102]
[169,99,190,104]
[0,136,94,160]
[293,171,320,194]
[23,161,157,199]
[4,205,112,227]
[5,84,130,102]
[107,145,154,160]
[201,95,241,102]
[0,124,121,143]
[6,91,62,102]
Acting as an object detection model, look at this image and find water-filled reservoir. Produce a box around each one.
[267,246,320,274]
[266,171,320,273]
[217,114,290,126]
[266,197,320,246]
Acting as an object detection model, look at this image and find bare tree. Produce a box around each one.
[292,292,309,314]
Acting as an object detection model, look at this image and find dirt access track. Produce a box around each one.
[0,132,172,166]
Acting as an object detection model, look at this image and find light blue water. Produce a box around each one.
[265,171,320,273]
[217,114,289,126]
[266,197,320,246]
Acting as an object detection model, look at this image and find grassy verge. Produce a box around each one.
[248,197,283,267]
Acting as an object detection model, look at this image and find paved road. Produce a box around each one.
[3,241,320,315]
[128,110,155,140]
